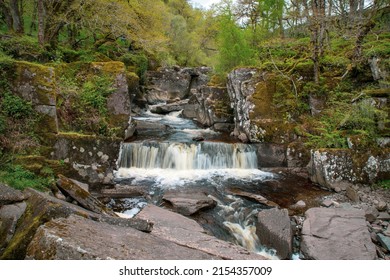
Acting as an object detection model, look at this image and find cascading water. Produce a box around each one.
[113,110,278,257]
[117,141,258,170]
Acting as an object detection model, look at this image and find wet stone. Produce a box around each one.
[377,234,390,252]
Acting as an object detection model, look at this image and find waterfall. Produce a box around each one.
[117,141,258,170]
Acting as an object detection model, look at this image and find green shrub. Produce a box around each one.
[0,164,53,191]
[120,52,148,83]
[80,75,114,115]
[1,93,34,119]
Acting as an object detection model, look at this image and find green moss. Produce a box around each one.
[90,61,126,74]
[14,61,56,106]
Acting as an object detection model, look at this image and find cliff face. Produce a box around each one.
[227,68,294,143]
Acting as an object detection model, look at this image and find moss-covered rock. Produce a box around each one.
[227,68,296,143]
[12,61,58,134]
[308,148,390,190]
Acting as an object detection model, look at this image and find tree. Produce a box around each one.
[216,2,254,73]
[0,0,24,34]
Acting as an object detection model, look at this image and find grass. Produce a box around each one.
[0,164,54,191]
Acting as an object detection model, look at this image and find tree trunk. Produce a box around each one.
[37,0,44,46]
[9,0,23,33]
[0,1,14,32]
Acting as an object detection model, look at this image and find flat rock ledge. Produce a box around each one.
[26,214,216,260]
[137,204,266,260]
[301,207,376,260]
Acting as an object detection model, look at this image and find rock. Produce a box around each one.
[301,208,376,260]
[256,143,287,168]
[144,67,206,104]
[378,212,390,221]
[192,136,204,142]
[256,208,293,259]
[291,200,306,209]
[227,68,294,143]
[0,184,27,206]
[238,133,249,143]
[377,201,388,211]
[149,100,189,114]
[124,119,137,141]
[321,199,334,208]
[135,120,169,131]
[383,227,390,237]
[183,86,233,127]
[26,214,216,260]
[97,185,148,199]
[137,204,266,260]
[0,202,27,255]
[307,149,390,191]
[226,189,279,208]
[1,188,100,259]
[346,185,360,203]
[13,62,58,134]
[377,234,390,252]
[309,94,326,116]
[163,191,216,216]
[371,232,379,243]
[363,205,379,222]
[56,175,117,217]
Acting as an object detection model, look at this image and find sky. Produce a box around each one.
[190,0,221,9]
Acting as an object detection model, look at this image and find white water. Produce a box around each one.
[117,142,258,170]
[115,110,280,258]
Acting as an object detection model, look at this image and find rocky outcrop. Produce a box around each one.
[13,61,58,134]
[144,67,210,104]
[163,191,216,216]
[227,68,295,143]
[183,86,233,129]
[256,208,293,259]
[137,204,266,260]
[308,149,390,191]
[301,207,376,260]
[26,214,215,260]
[50,133,122,185]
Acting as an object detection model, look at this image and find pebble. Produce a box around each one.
[378,212,390,221]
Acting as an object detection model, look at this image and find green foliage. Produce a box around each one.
[0,164,53,191]
[120,52,148,83]
[1,93,34,119]
[0,35,44,61]
[216,11,255,73]
[375,180,390,190]
[79,75,114,115]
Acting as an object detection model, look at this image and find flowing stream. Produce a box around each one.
[113,110,326,258]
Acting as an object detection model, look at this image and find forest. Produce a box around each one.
[0,0,389,189]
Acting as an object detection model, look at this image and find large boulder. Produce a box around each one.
[0,202,27,255]
[137,204,266,260]
[227,68,294,143]
[256,208,293,259]
[0,184,27,206]
[26,214,216,260]
[308,149,390,191]
[144,67,205,104]
[13,61,58,134]
[56,175,117,217]
[163,191,216,216]
[301,208,376,260]
[183,86,233,128]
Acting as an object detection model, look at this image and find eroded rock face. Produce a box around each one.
[144,67,203,104]
[137,204,266,260]
[301,207,376,260]
[227,68,294,143]
[308,149,390,191]
[256,208,292,259]
[26,214,216,260]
